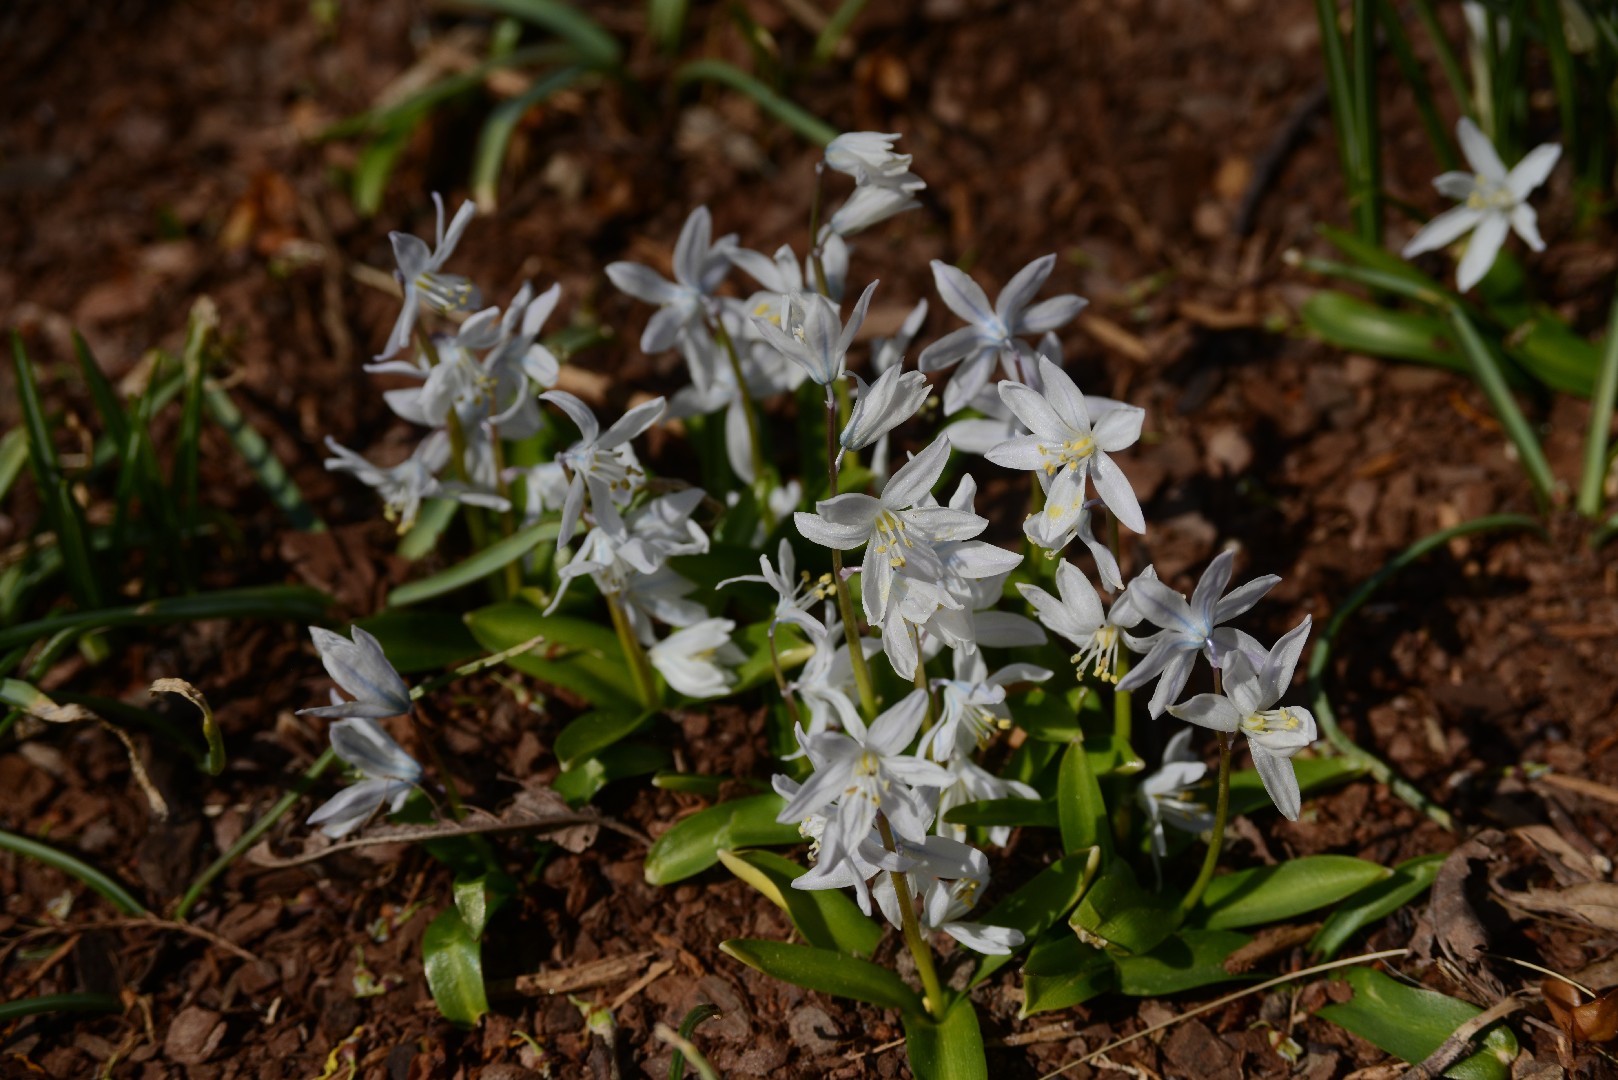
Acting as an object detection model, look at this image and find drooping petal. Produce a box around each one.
[1509,204,1545,252]
[918,325,987,373]
[1090,452,1145,534]
[328,716,421,780]
[307,778,396,837]
[940,352,998,415]
[1147,649,1198,718]
[1167,692,1242,732]
[1249,745,1302,820]
[540,390,601,444]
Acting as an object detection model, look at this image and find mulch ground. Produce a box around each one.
[2,0,1616,1076]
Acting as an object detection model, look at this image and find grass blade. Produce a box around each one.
[1376,0,1458,170]
[0,584,332,653]
[1446,304,1557,506]
[450,0,621,69]
[71,332,129,447]
[1578,288,1618,517]
[675,60,837,146]
[0,428,27,505]
[0,828,148,915]
[813,0,868,63]
[470,67,586,208]
[1349,0,1383,242]
[173,301,217,575]
[387,518,560,607]
[353,121,417,218]
[0,994,124,1022]
[202,380,326,532]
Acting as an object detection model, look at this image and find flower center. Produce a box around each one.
[1243,707,1302,736]
[872,510,914,570]
[1038,435,1095,476]
[1072,624,1121,682]
[1465,179,1516,212]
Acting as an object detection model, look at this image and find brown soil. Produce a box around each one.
[2,0,1615,1077]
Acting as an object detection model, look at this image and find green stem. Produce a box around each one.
[174,747,338,920]
[1349,0,1383,244]
[1446,304,1557,508]
[826,392,879,721]
[710,315,770,519]
[1305,512,1540,830]
[606,591,661,711]
[877,815,946,1020]
[0,828,148,916]
[1578,291,1618,518]
[1177,731,1232,919]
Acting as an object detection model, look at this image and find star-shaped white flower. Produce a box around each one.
[378,194,480,360]
[986,355,1145,535]
[606,206,738,353]
[306,716,423,838]
[1402,117,1560,292]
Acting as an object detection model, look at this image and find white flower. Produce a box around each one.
[920,649,1051,764]
[306,717,422,838]
[1016,561,1144,685]
[789,622,880,739]
[824,132,926,193]
[669,316,802,484]
[935,757,1039,848]
[986,355,1146,535]
[547,488,710,632]
[827,187,922,237]
[719,538,830,643]
[944,329,1059,457]
[794,435,983,626]
[378,194,480,360]
[298,626,413,719]
[1402,117,1560,292]
[606,206,738,353]
[1168,617,1316,820]
[870,835,1024,955]
[919,256,1088,414]
[322,432,508,533]
[729,237,850,306]
[753,282,879,386]
[1137,728,1213,861]
[648,618,744,699]
[776,689,953,853]
[839,362,931,463]
[540,391,666,547]
[1116,550,1280,718]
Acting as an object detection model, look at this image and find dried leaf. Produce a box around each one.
[1497,883,1618,933]
[1544,979,1618,1043]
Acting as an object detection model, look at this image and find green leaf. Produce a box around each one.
[644,793,801,885]
[944,797,1059,830]
[1227,756,1365,817]
[422,907,490,1025]
[555,709,654,771]
[0,828,148,916]
[1115,928,1253,996]
[674,60,838,146]
[398,498,459,561]
[903,995,987,1080]
[1319,225,1446,289]
[720,939,923,1013]
[1317,967,1518,1080]
[202,381,325,532]
[389,520,561,607]
[1021,934,1118,1016]
[471,67,586,208]
[454,875,493,940]
[0,994,125,1022]
[1301,291,1462,369]
[1070,857,1175,955]
[0,585,331,653]
[71,332,130,449]
[466,601,637,710]
[458,0,621,68]
[355,610,483,673]
[972,847,1100,986]
[1058,738,1111,858]
[0,428,28,505]
[1197,855,1391,930]
[1310,852,1445,959]
[352,122,416,217]
[552,742,669,805]
[1509,312,1601,397]
[718,850,884,958]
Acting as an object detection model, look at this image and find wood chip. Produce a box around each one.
[1078,313,1150,362]
[513,951,657,996]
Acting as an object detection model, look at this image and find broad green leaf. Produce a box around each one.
[1115,928,1253,996]
[423,907,489,1025]
[1508,312,1600,397]
[466,602,637,710]
[1227,756,1366,817]
[1197,855,1391,930]
[1317,967,1518,1080]
[674,61,837,145]
[944,797,1059,830]
[203,382,325,532]
[1071,858,1175,955]
[643,793,800,884]
[652,771,729,797]
[1301,291,1462,369]
[398,498,458,561]
[555,709,654,771]
[1310,852,1445,959]
[389,520,561,607]
[720,939,922,1013]
[355,610,483,674]
[718,850,883,958]
[552,742,668,805]
[471,67,586,208]
[0,428,28,505]
[903,995,987,1080]
[456,0,622,68]
[972,847,1099,986]
[1058,738,1111,858]
[454,875,493,940]
[1021,933,1117,1016]
[1319,225,1447,289]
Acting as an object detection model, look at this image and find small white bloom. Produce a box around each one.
[540,390,666,547]
[322,432,507,533]
[986,355,1146,535]
[306,717,422,838]
[839,363,931,461]
[753,282,879,386]
[298,626,414,720]
[824,132,926,194]
[719,538,830,643]
[919,256,1088,414]
[378,194,481,360]
[1402,117,1560,292]
[789,622,880,740]
[1116,550,1280,718]
[1137,728,1213,862]
[606,206,738,353]
[648,618,744,699]
[1168,617,1316,820]
[1016,561,1145,685]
